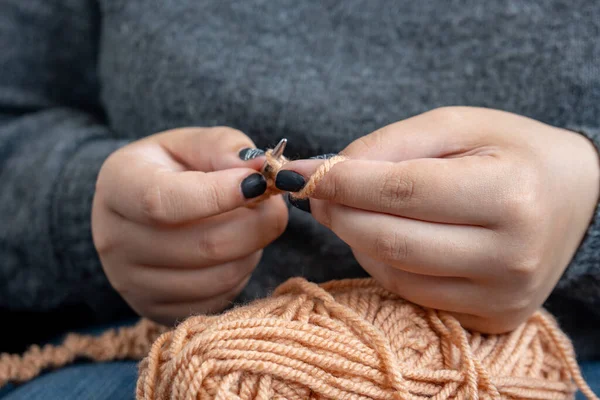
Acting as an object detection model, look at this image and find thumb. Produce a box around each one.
[104,160,269,225]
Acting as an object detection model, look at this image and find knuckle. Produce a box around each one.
[378,167,415,209]
[210,126,248,142]
[460,310,527,335]
[93,230,115,255]
[313,163,343,201]
[344,127,388,156]
[107,272,134,299]
[325,166,344,201]
[95,151,122,197]
[479,316,522,335]
[140,181,170,224]
[218,260,255,294]
[506,248,543,277]
[198,233,229,263]
[512,257,539,277]
[503,192,538,224]
[202,180,228,214]
[504,296,533,316]
[498,310,531,332]
[374,229,409,263]
[94,170,109,199]
[502,170,543,224]
[212,125,243,136]
[486,292,532,318]
[219,266,244,293]
[427,106,469,128]
[348,133,380,154]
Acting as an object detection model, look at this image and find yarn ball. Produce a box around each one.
[135,277,592,400]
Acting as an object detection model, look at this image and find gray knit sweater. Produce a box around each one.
[1,1,599,359]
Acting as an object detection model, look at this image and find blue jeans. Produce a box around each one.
[2,361,599,399]
[2,318,600,400]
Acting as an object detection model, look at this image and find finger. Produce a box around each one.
[355,251,524,334]
[155,126,264,172]
[103,157,274,224]
[312,202,499,279]
[110,198,287,267]
[281,155,506,226]
[448,313,516,335]
[119,252,260,306]
[139,274,253,326]
[353,251,484,316]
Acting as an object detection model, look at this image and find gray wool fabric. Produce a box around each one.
[1,1,599,359]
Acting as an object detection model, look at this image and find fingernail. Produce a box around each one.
[239,148,265,161]
[288,194,311,213]
[241,173,267,199]
[310,153,338,160]
[275,170,306,192]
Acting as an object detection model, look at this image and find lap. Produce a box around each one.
[1,315,599,400]
[1,361,138,400]
[3,361,599,399]
[1,318,140,400]
[578,361,600,400]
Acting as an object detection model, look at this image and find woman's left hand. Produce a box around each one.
[276,107,600,333]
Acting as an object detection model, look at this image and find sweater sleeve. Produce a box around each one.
[553,125,600,310]
[0,1,130,318]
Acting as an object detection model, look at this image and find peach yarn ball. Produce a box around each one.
[136,277,596,400]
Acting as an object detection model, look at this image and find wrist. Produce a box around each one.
[553,126,600,297]
[51,138,131,318]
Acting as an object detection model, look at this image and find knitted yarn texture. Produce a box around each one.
[1,279,597,399]
[135,278,596,400]
[0,151,597,399]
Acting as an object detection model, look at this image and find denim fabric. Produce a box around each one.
[1,361,138,400]
[579,362,600,400]
[1,360,598,399]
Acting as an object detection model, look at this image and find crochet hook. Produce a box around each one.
[261,138,287,181]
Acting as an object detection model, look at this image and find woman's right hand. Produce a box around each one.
[91,127,288,325]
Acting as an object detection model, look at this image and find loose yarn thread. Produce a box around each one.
[247,149,348,206]
[0,148,597,399]
[0,319,168,387]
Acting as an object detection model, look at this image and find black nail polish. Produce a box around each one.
[310,153,338,160]
[275,170,306,192]
[241,173,267,199]
[239,148,265,161]
[288,194,311,213]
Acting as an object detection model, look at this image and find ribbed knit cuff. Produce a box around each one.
[50,138,132,321]
[554,125,600,303]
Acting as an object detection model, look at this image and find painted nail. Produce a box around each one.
[275,170,306,192]
[288,194,311,213]
[310,153,338,160]
[241,173,267,199]
[239,148,265,161]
